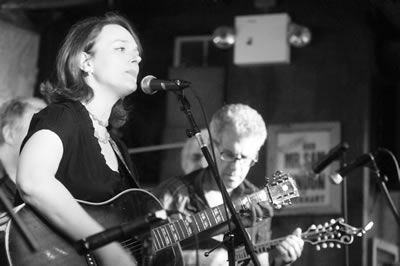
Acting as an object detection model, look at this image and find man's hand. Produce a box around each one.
[241,201,274,227]
[271,228,304,266]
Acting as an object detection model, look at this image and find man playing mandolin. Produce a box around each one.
[154,103,304,266]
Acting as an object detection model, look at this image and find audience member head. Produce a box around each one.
[181,128,209,174]
[209,103,267,191]
[0,97,47,180]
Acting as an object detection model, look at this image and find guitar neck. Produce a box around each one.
[151,189,270,251]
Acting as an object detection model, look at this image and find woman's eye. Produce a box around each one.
[116,47,125,52]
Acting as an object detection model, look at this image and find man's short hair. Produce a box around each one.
[0,97,47,145]
[210,103,267,147]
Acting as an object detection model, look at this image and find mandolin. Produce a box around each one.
[234,217,373,265]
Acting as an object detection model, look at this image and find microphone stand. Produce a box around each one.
[174,90,260,266]
[370,154,400,226]
[340,155,349,266]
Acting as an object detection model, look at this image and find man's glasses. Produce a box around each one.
[213,141,258,167]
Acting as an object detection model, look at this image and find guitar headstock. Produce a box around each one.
[303,218,373,250]
[265,170,300,209]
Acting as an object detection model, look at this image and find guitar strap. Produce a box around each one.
[109,138,140,188]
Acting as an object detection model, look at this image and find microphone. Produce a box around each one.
[140,75,191,95]
[329,153,375,185]
[312,142,350,174]
[75,209,167,254]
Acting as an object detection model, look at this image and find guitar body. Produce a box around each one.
[5,189,182,266]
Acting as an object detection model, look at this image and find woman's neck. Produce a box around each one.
[82,95,116,123]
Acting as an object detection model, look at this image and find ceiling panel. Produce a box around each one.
[0,0,102,9]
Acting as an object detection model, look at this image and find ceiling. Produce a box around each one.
[0,0,103,9]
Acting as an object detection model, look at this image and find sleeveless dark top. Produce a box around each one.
[21,101,139,202]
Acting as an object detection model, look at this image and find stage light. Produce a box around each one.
[212,26,235,49]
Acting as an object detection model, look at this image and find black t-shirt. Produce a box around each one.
[21,101,139,202]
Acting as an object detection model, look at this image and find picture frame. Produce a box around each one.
[370,237,399,266]
[266,121,342,215]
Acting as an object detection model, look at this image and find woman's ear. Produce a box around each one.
[79,52,93,74]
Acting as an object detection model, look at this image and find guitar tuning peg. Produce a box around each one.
[357,233,362,237]
[336,244,341,249]
[316,245,321,251]
[330,219,335,224]
[322,243,328,249]
[329,243,334,248]
[274,170,283,176]
[324,222,329,227]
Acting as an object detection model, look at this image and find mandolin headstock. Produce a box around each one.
[302,218,373,250]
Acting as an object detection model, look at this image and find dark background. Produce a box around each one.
[2,0,400,265]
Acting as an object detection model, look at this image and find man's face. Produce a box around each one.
[213,130,261,191]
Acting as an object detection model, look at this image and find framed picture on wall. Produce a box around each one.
[266,121,342,215]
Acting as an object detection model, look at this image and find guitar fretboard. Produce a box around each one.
[151,189,269,251]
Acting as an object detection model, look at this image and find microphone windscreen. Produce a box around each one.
[330,173,343,185]
[140,75,157,95]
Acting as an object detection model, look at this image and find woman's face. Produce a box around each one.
[85,24,141,98]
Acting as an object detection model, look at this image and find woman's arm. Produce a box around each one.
[17,129,136,266]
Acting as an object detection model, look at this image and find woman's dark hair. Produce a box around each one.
[41,12,142,127]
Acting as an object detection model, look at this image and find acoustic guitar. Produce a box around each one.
[5,171,298,266]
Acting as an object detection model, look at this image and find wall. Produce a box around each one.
[0,16,39,105]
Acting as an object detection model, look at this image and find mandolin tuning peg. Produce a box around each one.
[330,219,335,224]
[322,243,328,249]
[336,244,341,249]
[357,233,362,237]
[316,245,321,251]
[329,243,334,248]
